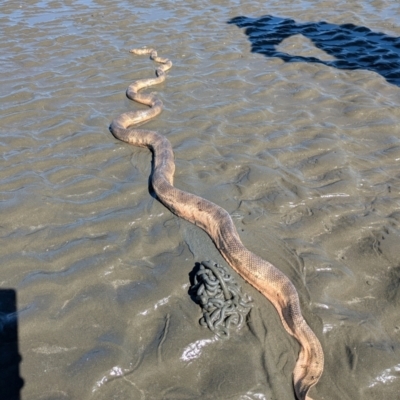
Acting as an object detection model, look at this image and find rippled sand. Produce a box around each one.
[1,0,400,399]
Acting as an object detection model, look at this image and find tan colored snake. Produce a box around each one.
[110,48,324,400]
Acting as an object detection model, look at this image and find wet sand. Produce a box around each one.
[1,0,400,399]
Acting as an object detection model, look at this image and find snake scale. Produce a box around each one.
[110,48,324,400]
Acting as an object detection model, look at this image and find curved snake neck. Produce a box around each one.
[110,48,324,400]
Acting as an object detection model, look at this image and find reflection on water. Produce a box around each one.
[228,15,400,86]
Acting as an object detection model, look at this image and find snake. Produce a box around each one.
[109,48,324,400]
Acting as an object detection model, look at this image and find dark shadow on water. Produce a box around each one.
[188,262,202,305]
[0,289,23,400]
[228,15,400,86]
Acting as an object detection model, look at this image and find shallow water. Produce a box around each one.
[1,0,400,399]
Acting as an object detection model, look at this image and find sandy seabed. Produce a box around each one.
[1,0,400,399]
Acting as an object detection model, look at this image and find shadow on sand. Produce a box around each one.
[228,15,400,86]
[0,289,23,400]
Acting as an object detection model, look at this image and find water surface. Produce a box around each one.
[1,0,400,399]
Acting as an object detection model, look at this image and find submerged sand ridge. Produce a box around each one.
[1,0,400,399]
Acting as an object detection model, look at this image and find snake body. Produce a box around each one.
[110,48,324,400]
